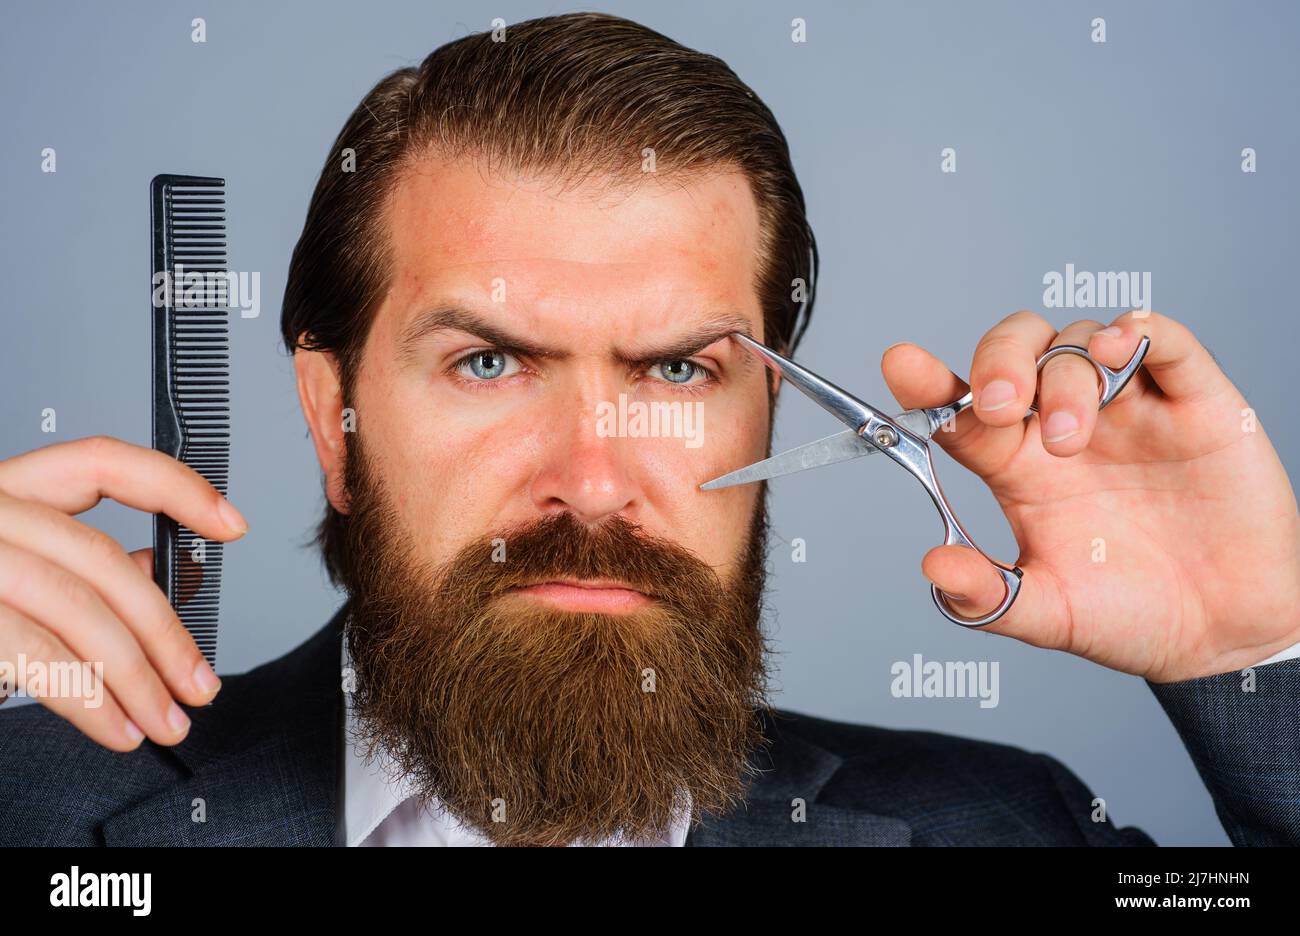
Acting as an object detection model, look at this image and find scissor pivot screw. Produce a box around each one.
[872,426,899,448]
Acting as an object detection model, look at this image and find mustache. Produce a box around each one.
[429,510,728,612]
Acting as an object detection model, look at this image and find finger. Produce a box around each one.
[884,311,1060,478]
[129,548,153,578]
[1035,319,1107,458]
[968,311,1059,426]
[0,540,192,746]
[0,602,146,752]
[1089,310,1236,404]
[881,340,970,415]
[920,546,1068,649]
[0,436,247,544]
[881,342,1021,477]
[0,495,218,707]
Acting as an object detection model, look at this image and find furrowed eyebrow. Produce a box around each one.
[613,314,757,367]
[397,306,568,363]
[397,305,759,367]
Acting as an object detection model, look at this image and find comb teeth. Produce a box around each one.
[152,175,230,669]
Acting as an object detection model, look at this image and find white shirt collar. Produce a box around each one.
[341,623,693,846]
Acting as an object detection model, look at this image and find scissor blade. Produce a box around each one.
[699,409,934,490]
[733,333,885,435]
[700,430,873,490]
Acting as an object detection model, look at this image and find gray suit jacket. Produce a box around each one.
[1,603,1297,846]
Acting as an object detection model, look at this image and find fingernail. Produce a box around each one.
[1043,410,1080,443]
[940,590,968,602]
[193,658,221,696]
[883,341,913,354]
[978,379,1017,411]
[1094,325,1123,338]
[167,701,191,735]
[217,497,248,535]
[124,719,144,743]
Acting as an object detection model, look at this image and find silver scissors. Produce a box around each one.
[701,332,1151,627]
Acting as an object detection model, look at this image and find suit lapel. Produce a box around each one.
[684,709,912,847]
[685,800,911,847]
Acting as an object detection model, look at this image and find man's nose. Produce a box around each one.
[528,396,640,524]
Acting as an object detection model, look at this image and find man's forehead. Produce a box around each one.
[379,157,764,315]
[386,156,759,238]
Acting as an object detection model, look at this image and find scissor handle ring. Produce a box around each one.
[1027,336,1151,415]
[931,566,1024,628]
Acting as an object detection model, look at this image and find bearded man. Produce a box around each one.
[2,12,1298,848]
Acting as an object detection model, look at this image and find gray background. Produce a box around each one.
[3,0,1297,846]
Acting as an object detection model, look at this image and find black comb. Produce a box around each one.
[150,174,230,669]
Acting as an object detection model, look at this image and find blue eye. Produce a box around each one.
[654,360,698,384]
[457,350,518,380]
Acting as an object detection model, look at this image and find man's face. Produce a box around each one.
[296,156,779,845]
[344,158,773,587]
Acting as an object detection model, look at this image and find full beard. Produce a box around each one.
[337,436,774,847]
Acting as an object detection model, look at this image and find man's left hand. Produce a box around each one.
[882,310,1300,682]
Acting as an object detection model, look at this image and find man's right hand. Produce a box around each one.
[0,436,247,751]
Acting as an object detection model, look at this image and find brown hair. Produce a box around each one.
[280,11,818,583]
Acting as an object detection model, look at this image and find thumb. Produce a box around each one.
[921,545,1066,648]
